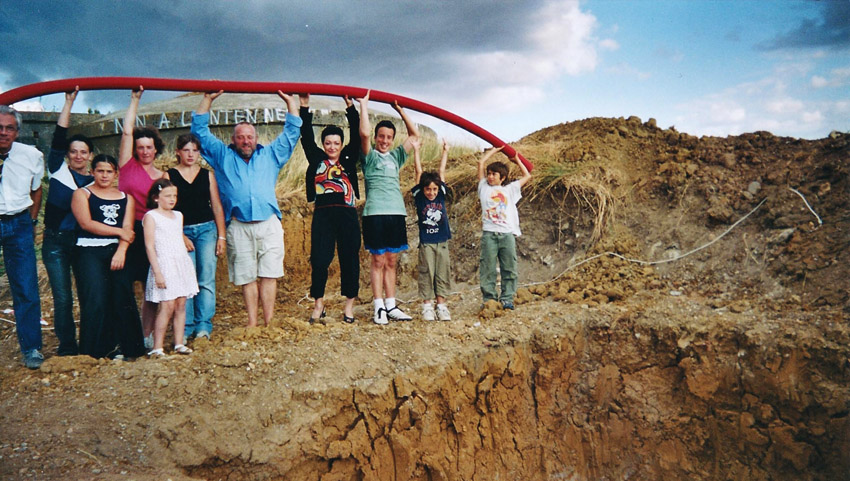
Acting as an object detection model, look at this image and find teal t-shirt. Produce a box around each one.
[361,145,408,216]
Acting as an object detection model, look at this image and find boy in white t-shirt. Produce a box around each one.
[476,146,532,309]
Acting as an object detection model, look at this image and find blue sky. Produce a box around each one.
[2,0,847,145]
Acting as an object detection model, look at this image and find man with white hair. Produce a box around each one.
[0,105,44,369]
[191,91,301,328]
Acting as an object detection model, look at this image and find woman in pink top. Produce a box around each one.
[118,86,164,347]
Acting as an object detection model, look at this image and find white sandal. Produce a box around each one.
[174,344,193,355]
[147,348,165,358]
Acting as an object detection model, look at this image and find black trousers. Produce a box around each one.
[310,206,361,299]
[74,245,146,358]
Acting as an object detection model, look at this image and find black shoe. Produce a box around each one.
[343,315,355,324]
[309,309,327,325]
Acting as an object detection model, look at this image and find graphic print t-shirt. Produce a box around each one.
[411,182,451,244]
[477,178,522,236]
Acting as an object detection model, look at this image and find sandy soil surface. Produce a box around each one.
[0,116,847,480]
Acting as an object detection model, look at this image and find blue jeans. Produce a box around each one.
[0,211,42,354]
[184,221,217,336]
[42,228,78,355]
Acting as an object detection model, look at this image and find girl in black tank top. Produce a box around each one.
[70,155,145,359]
[163,134,226,342]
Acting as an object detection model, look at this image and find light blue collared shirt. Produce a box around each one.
[191,112,302,223]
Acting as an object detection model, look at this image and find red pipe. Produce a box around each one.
[0,77,532,171]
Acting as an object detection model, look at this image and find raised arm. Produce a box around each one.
[393,101,419,153]
[477,146,504,180]
[191,91,227,169]
[511,150,533,187]
[270,91,303,166]
[438,139,448,183]
[195,90,223,115]
[358,90,372,155]
[48,87,78,174]
[298,94,323,163]
[412,138,423,184]
[118,87,143,168]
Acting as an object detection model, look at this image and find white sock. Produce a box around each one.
[437,303,447,309]
[373,299,385,312]
[385,298,397,310]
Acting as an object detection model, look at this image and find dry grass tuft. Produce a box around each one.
[519,141,623,244]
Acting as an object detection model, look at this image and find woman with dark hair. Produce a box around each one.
[118,86,163,348]
[298,94,361,324]
[42,87,94,356]
[163,133,225,341]
[71,154,145,359]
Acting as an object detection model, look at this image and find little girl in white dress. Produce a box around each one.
[144,179,199,356]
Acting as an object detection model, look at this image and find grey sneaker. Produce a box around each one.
[195,330,210,340]
[23,350,44,370]
[422,304,436,321]
[501,300,515,310]
[436,304,452,321]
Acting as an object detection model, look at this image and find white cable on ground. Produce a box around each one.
[788,187,822,229]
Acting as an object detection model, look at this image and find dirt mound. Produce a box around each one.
[0,117,847,480]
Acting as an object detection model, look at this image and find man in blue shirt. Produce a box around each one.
[191,91,302,328]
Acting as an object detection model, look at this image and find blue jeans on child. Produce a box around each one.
[0,211,42,355]
[42,228,78,355]
[184,220,217,337]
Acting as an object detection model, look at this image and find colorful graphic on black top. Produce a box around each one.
[315,159,355,207]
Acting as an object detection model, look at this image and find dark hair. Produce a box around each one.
[91,154,118,170]
[146,178,175,209]
[67,134,93,153]
[321,125,344,143]
[176,133,200,151]
[133,126,165,156]
[374,120,396,138]
[419,171,441,190]
[486,161,509,185]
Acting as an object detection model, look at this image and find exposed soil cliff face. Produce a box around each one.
[0,117,847,480]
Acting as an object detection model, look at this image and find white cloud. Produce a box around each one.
[606,62,651,80]
[12,100,45,112]
[599,38,619,51]
[766,98,804,114]
[446,0,599,115]
[811,76,828,88]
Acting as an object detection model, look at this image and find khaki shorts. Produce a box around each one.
[226,217,285,286]
[418,241,451,300]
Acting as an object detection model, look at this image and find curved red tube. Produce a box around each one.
[0,77,532,171]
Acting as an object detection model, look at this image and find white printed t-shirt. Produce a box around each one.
[477,178,522,236]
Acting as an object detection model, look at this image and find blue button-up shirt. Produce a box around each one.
[191,112,302,223]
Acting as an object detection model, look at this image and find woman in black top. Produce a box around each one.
[299,94,361,324]
[163,134,225,341]
[42,87,94,356]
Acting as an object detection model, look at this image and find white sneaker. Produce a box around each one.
[373,308,389,325]
[386,306,412,321]
[422,304,436,321]
[436,304,452,321]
